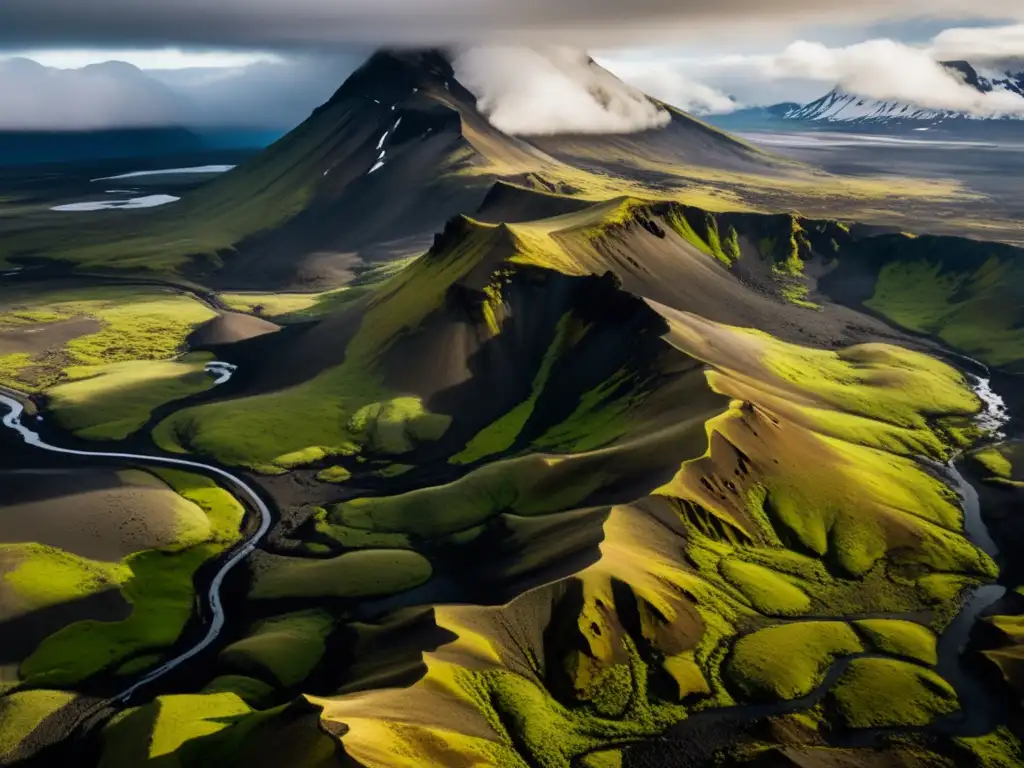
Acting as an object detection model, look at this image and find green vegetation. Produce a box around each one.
[202,676,276,708]
[854,620,938,666]
[250,550,432,600]
[955,727,1024,768]
[99,692,253,766]
[865,253,1024,370]
[151,226,487,471]
[727,622,863,701]
[6,470,244,687]
[830,658,959,728]
[0,690,77,760]
[46,355,214,440]
[150,469,246,544]
[0,287,216,390]
[453,312,580,464]
[975,448,1013,479]
[2,544,128,608]
[719,558,812,616]
[349,398,451,455]
[219,611,335,687]
[331,452,611,538]
[21,544,220,686]
[534,370,645,453]
[316,466,352,484]
[220,288,354,322]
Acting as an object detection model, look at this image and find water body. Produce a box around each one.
[92,165,235,182]
[51,195,181,212]
[0,362,269,704]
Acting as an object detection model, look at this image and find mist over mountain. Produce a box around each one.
[0,53,362,132]
[708,59,1024,134]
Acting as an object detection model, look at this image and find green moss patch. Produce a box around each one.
[0,690,77,761]
[727,622,863,701]
[854,620,938,666]
[720,559,812,616]
[10,470,244,687]
[829,658,959,728]
[250,550,432,601]
[865,254,1024,370]
[0,287,216,391]
[46,356,214,440]
[219,611,335,688]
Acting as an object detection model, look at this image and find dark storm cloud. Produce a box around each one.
[0,0,1020,49]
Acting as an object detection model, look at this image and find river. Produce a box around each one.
[0,363,1013,758]
[0,362,270,704]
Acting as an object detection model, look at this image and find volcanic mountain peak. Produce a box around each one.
[326,48,473,109]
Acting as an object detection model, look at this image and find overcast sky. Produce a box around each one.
[1,2,1023,130]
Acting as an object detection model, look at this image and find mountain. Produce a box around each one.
[4,46,1024,768]
[709,60,1024,136]
[0,48,782,287]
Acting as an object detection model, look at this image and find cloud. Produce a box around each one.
[594,57,737,114]
[762,35,1024,115]
[0,55,357,131]
[929,23,1024,63]
[0,58,185,130]
[603,23,1024,117]
[453,47,669,135]
[0,1,1020,49]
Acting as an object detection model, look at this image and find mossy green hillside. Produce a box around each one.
[726,622,863,701]
[830,658,959,729]
[0,690,77,761]
[0,287,216,390]
[250,550,432,601]
[854,620,938,666]
[219,611,335,688]
[864,250,1024,370]
[719,559,811,616]
[45,355,215,440]
[453,311,584,464]
[99,692,255,767]
[152,222,511,471]
[7,470,243,687]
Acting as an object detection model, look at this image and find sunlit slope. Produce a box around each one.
[107,296,997,767]
[1,50,987,285]
[0,52,555,283]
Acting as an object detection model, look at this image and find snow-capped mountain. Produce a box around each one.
[787,61,1024,125]
[708,60,1024,135]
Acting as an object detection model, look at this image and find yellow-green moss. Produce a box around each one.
[829,658,959,728]
[727,622,863,701]
[854,620,938,666]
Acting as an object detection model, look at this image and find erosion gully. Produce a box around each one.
[0,358,1016,762]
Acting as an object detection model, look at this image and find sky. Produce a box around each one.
[1,2,1024,131]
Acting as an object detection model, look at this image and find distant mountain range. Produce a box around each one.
[709,60,1024,137]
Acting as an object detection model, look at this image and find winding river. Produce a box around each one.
[0,360,1014,757]
[0,362,270,704]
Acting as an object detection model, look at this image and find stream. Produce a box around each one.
[0,360,1014,759]
[0,362,270,704]
[628,370,1014,761]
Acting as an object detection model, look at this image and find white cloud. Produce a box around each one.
[2,48,281,70]
[0,59,185,130]
[453,47,670,135]
[603,24,1024,116]
[0,55,357,130]
[762,36,1024,115]
[929,23,1024,63]
[593,56,737,114]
